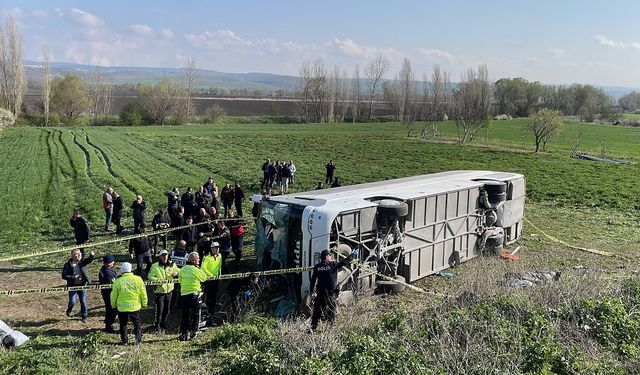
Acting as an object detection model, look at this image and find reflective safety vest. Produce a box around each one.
[201,254,222,278]
[148,261,179,294]
[179,265,207,296]
[110,273,147,312]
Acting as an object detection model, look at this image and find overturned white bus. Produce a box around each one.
[254,170,525,304]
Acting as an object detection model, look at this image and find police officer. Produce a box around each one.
[308,249,354,331]
[201,242,222,322]
[147,250,179,333]
[110,262,148,345]
[178,252,207,341]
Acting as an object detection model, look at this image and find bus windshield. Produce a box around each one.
[255,200,303,270]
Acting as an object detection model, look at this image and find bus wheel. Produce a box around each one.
[377,199,408,218]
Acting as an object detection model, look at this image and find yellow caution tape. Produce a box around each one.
[523,217,612,257]
[0,266,313,296]
[0,217,249,263]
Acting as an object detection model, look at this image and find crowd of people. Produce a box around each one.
[62,163,348,344]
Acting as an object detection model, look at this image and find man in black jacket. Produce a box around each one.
[62,249,95,322]
[181,217,198,253]
[325,160,336,184]
[152,209,172,253]
[98,254,118,333]
[211,220,231,273]
[261,159,270,189]
[233,181,245,218]
[111,191,124,234]
[69,210,90,254]
[129,225,152,278]
[181,187,196,219]
[131,195,147,231]
[309,249,353,331]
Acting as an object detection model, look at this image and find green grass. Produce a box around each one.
[621,113,640,121]
[1,119,640,373]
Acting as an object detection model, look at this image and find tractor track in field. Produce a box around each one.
[82,132,137,196]
[121,135,209,179]
[70,130,103,189]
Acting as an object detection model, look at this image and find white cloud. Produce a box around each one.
[54,8,64,17]
[160,28,174,40]
[548,48,566,58]
[524,56,543,65]
[631,42,640,50]
[329,38,384,59]
[416,48,457,63]
[66,8,105,28]
[129,24,154,37]
[593,35,624,48]
[184,30,251,50]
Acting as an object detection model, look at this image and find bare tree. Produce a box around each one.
[421,65,451,138]
[351,65,363,123]
[364,55,390,121]
[452,65,492,143]
[337,67,350,123]
[526,109,563,152]
[87,66,113,125]
[296,59,330,123]
[397,58,418,137]
[41,45,52,126]
[0,16,25,116]
[138,77,183,125]
[182,57,199,122]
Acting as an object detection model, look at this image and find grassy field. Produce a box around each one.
[1,120,640,373]
[621,113,640,121]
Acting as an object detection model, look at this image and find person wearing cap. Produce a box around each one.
[178,252,207,341]
[98,254,118,333]
[110,262,147,345]
[201,242,222,321]
[147,250,179,332]
[308,249,354,331]
[62,248,95,322]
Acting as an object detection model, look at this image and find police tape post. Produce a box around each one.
[0,217,249,263]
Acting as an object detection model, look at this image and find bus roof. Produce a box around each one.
[267,170,523,210]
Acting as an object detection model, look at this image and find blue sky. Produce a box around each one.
[2,1,640,87]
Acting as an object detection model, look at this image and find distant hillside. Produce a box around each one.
[22,60,638,99]
[23,60,298,91]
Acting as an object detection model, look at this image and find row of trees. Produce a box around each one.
[0,16,25,119]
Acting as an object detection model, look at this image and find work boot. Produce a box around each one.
[65,308,72,317]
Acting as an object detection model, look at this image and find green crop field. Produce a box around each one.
[1,120,640,374]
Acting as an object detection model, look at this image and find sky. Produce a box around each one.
[2,1,640,87]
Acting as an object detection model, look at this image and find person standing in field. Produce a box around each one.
[110,262,147,345]
[148,250,178,333]
[178,252,207,341]
[181,216,198,253]
[211,219,231,272]
[166,187,180,221]
[233,181,245,218]
[267,161,277,189]
[288,160,296,185]
[103,187,113,231]
[152,209,172,253]
[70,210,90,254]
[201,242,222,322]
[62,248,95,322]
[128,225,153,278]
[131,195,147,231]
[98,254,117,333]
[325,160,336,184]
[181,187,196,220]
[228,211,246,268]
[111,190,124,234]
[221,182,234,218]
[261,159,271,189]
[280,162,291,194]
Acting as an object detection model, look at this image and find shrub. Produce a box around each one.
[0,108,15,127]
[119,102,148,126]
[204,104,225,124]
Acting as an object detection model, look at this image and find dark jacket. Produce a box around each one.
[112,196,124,217]
[152,213,172,229]
[181,192,195,209]
[309,258,351,295]
[325,163,336,177]
[166,191,179,211]
[234,187,245,203]
[70,216,90,244]
[181,226,198,245]
[129,236,151,256]
[62,253,95,286]
[131,200,147,220]
[212,226,231,252]
[98,265,117,298]
[221,186,234,203]
[281,166,292,179]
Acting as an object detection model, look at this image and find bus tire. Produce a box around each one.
[377,199,408,218]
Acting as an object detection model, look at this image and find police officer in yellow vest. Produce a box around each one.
[147,249,179,333]
[178,252,207,341]
[110,262,147,345]
[202,242,222,323]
